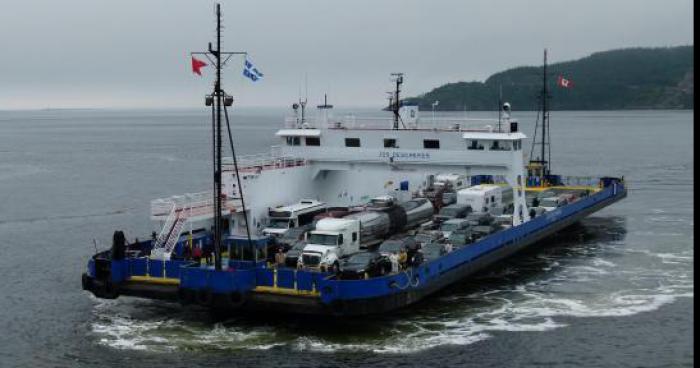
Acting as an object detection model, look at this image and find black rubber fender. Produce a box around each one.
[101,280,120,299]
[229,291,245,307]
[196,289,213,306]
[177,288,195,305]
[81,273,92,291]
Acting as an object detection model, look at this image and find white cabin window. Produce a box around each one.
[384,138,398,148]
[468,140,484,150]
[345,138,361,147]
[305,137,320,146]
[286,136,301,146]
[423,139,440,149]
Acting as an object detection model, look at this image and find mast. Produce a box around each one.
[193,3,249,271]
[529,48,551,179]
[541,49,549,175]
[390,73,403,130]
[213,4,223,271]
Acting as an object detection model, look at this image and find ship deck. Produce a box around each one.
[83,179,626,315]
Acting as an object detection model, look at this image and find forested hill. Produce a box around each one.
[404,46,693,110]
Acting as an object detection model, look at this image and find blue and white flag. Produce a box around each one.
[242,58,263,82]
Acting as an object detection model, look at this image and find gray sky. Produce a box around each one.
[0,0,693,109]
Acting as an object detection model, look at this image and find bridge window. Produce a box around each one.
[305,137,320,146]
[468,140,484,150]
[345,138,361,147]
[423,139,440,149]
[513,140,521,150]
[286,136,301,146]
[490,140,511,151]
[384,138,398,148]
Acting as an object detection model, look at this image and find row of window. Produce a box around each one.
[286,136,520,151]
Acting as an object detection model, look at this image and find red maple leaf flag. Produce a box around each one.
[191,56,208,76]
[557,75,573,88]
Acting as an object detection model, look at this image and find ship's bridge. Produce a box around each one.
[275,115,526,167]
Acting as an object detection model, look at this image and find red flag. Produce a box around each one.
[557,75,573,88]
[191,56,207,76]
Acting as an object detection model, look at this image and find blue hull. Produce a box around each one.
[83,180,627,316]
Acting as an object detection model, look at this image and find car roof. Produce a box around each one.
[443,218,469,224]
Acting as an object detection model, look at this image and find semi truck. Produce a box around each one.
[298,196,434,271]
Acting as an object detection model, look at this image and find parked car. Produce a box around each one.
[433,204,472,224]
[471,224,499,240]
[284,241,307,268]
[414,231,442,246]
[339,251,391,279]
[539,196,566,211]
[439,218,471,238]
[447,229,472,246]
[464,212,494,226]
[494,214,513,229]
[277,224,314,249]
[378,237,419,257]
[420,243,447,262]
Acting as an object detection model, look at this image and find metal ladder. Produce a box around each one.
[151,203,189,260]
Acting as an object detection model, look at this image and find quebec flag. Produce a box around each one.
[243,58,263,82]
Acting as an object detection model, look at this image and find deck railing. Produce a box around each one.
[223,148,307,173]
[283,115,506,132]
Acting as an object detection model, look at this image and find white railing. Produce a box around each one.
[282,114,504,132]
[151,191,213,217]
[222,149,307,173]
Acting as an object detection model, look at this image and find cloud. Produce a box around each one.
[0,0,693,109]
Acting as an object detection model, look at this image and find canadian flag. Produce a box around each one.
[557,75,573,88]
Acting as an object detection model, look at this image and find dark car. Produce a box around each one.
[284,241,307,268]
[447,229,472,246]
[414,232,442,246]
[433,204,472,224]
[470,225,498,241]
[464,212,494,226]
[378,237,419,257]
[266,225,312,263]
[277,224,313,249]
[420,243,447,262]
[339,252,391,279]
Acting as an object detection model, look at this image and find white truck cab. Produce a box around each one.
[299,218,360,271]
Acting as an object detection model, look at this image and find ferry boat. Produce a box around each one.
[81,5,626,316]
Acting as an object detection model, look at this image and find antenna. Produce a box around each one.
[191,3,250,271]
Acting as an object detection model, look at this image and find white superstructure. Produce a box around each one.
[149,95,532,258]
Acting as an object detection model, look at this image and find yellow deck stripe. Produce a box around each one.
[253,286,320,297]
[128,275,180,286]
[525,185,600,192]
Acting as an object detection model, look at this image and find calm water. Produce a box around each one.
[0,108,693,367]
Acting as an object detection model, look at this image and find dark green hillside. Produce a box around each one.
[405,46,693,110]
